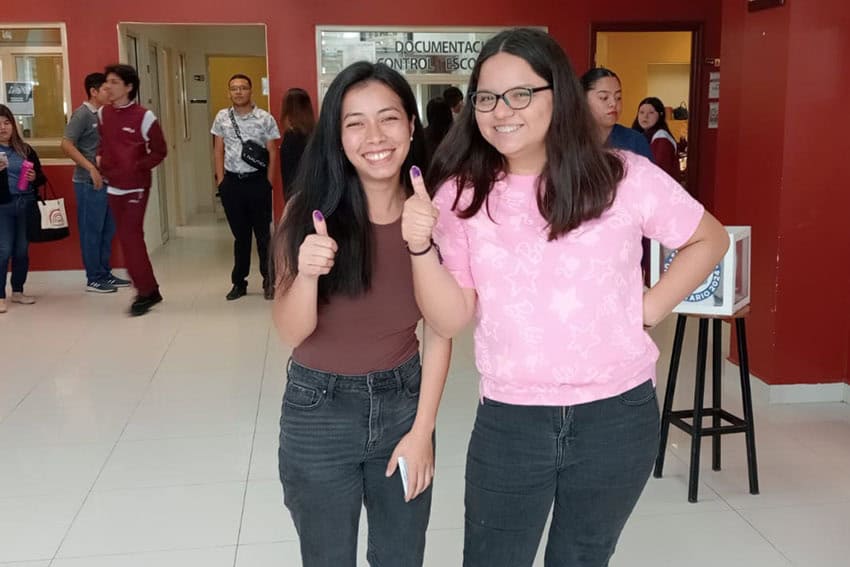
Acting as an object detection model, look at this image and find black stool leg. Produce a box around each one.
[654,314,688,478]
[736,318,760,495]
[689,318,709,503]
[712,319,722,471]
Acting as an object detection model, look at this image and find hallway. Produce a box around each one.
[1,220,848,566]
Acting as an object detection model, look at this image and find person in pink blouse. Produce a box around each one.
[401,28,729,567]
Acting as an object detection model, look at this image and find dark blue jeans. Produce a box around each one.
[74,181,115,283]
[0,193,33,299]
[464,380,660,567]
[279,353,432,567]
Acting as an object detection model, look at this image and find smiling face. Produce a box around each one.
[473,52,553,174]
[637,103,660,130]
[586,75,623,130]
[340,80,415,190]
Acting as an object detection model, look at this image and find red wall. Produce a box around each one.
[717,0,850,385]
[714,4,789,382]
[7,0,721,269]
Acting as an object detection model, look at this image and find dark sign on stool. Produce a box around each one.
[653,307,760,502]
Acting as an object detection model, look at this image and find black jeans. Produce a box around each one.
[463,380,660,567]
[279,353,432,567]
[219,172,271,288]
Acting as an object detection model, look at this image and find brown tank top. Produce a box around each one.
[292,218,421,374]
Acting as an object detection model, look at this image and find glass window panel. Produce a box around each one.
[0,24,70,159]
[319,29,499,78]
[316,27,542,111]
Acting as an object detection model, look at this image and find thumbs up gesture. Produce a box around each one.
[298,210,338,279]
[402,166,439,252]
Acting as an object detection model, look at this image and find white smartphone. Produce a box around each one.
[398,456,409,497]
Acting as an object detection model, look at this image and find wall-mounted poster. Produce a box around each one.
[709,72,720,100]
[5,82,34,116]
[708,101,719,129]
[748,0,785,11]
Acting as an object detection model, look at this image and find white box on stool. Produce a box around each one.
[649,226,751,316]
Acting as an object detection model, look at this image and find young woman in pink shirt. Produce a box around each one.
[402,28,729,567]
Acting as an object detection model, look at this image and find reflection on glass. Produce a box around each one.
[317,28,507,107]
[0,25,69,159]
[319,30,497,77]
[14,55,65,139]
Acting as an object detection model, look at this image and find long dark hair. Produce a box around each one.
[272,62,427,301]
[281,88,316,135]
[424,96,453,159]
[631,96,673,140]
[427,28,624,240]
[0,104,28,157]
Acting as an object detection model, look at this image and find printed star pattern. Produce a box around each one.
[432,152,705,405]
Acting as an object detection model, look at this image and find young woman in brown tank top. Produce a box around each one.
[270,62,452,567]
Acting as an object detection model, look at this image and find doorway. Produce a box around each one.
[206,56,270,121]
[591,26,702,194]
[206,55,269,220]
[116,23,268,249]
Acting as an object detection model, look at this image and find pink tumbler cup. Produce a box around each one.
[18,160,33,191]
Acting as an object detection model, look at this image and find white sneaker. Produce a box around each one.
[10,292,35,305]
[0,299,6,313]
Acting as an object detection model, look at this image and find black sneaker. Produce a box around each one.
[129,290,163,316]
[226,285,247,301]
[105,273,132,287]
[86,280,118,294]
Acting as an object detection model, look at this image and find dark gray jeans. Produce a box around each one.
[279,353,432,567]
[464,379,660,567]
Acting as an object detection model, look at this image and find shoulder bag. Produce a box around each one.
[229,108,270,170]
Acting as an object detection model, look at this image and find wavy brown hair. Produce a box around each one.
[427,28,624,240]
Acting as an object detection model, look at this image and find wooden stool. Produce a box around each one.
[653,307,760,502]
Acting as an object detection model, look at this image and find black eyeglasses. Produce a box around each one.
[468,85,552,112]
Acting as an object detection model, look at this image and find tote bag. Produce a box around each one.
[27,180,70,243]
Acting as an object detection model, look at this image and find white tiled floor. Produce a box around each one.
[1,220,848,566]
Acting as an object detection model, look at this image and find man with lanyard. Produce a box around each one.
[61,72,131,294]
[211,74,280,301]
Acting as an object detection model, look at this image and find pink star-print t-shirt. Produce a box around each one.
[432,152,705,405]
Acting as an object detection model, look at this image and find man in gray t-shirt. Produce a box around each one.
[211,73,280,301]
[61,72,129,293]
